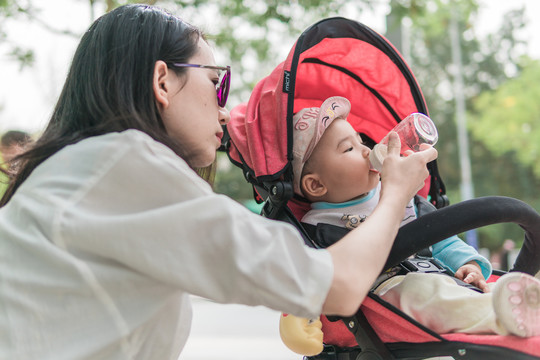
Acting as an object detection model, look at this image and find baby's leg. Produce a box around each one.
[373,273,508,335]
[492,272,540,337]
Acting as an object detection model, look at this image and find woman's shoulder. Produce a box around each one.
[32,129,201,191]
[23,129,211,207]
[83,129,196,176]
[79,129,163,150]
[73,129,185,166]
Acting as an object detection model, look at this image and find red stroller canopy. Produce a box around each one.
[228,17,444,204]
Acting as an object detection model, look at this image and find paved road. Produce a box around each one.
[181,296,300,360]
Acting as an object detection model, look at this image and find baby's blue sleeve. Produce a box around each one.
[431,236,492,279]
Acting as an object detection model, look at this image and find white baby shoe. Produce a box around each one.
[493,272,540,337]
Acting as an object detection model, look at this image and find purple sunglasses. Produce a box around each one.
[172,63,231,108]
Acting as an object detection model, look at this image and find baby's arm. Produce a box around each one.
[454,260,490,293]
[431,235,492,288]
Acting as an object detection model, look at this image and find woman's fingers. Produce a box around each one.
[380,132,438,204]
[386,132,438,164]
[407,145,438,165]
[386,131,401,157]
[419,146,438,163]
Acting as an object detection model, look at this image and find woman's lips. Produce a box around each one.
[216,132,224,148]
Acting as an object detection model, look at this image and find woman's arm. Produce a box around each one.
[323,132,438,316]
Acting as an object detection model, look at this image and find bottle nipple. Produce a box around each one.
[369,144,387,173]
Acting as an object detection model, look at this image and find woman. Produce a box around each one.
[0,4,437,359]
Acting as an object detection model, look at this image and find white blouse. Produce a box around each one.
[0,129,333,360]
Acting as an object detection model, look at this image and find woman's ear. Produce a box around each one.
[301,173,327,199]
[153,60,170,109]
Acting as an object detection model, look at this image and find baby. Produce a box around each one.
[280,96,540,356]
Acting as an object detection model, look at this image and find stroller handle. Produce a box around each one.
[386,196,540,275]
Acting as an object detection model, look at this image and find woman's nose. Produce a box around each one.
[219,107,230,125]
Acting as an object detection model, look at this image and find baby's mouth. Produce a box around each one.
[369,160,380,174]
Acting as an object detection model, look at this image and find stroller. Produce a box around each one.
[223,17,540,360]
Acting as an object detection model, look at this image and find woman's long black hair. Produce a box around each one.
[1,4,203,206]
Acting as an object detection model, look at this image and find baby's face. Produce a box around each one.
[307,118,380,203]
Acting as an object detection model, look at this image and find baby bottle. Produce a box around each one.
[369,113,438,172]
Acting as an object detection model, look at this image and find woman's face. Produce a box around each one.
[161,39,230,168]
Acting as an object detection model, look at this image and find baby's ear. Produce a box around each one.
[301,174,327,199]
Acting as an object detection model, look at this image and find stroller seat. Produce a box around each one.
[362,290,540,359]
[291,192,540,360]
[224,16,540,360]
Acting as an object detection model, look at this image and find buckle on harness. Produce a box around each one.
[303,345,361,360]
[399,257,448,275]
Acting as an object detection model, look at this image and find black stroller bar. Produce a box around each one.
[387,196,540,277]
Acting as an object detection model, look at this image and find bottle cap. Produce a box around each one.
[413,113,438,145]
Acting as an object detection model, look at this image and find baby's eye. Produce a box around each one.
[344,147,353,153]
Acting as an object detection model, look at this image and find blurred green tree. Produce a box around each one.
[0,0,35,68]
[468,58,540,178]
[389,0,537,250]
[466,57,540,247]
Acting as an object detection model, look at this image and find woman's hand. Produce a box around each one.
[380,131,438,207]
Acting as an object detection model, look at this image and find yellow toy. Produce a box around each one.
[279,313,324,356]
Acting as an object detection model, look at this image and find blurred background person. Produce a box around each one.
[490,238,517,271]
[0,130,33,196]
[0,130,32,163]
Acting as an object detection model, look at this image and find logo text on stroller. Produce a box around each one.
[283,71,291,93]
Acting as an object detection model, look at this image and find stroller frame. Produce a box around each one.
[225,16,540,360]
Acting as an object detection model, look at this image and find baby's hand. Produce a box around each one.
[455,261,490,293]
